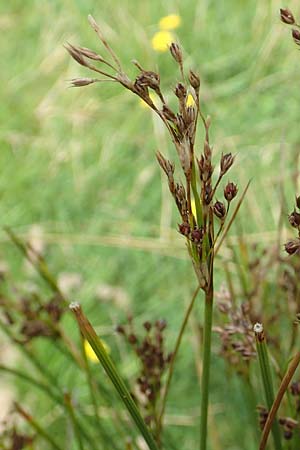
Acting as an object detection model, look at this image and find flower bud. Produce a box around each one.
[292,29,300,45]
[69,78,96,87]
[288,210,300,228]
[189,70,200,90]
[285,239,300,255]
[169,42,183,64]
[174,83,186,99]
[224,182,238,201]
[280,8,295,25]
[178,222,190,237]
[220,153,235,175]
[213,201,226,220]
[191,227,204,243]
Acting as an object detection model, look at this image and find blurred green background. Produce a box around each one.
[0,0,300,449]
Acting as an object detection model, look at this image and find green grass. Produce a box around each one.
[1,0,300,449]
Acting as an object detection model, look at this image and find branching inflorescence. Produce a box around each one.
[66,14,243,450]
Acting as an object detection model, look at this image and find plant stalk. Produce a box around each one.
[70,302,159,450]
[254,323,282,450]
[200,285,213,450]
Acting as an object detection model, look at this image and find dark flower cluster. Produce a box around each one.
[284,196,300,256]
[214,294,256,371]
[257,405,298,441]
[116,317,172,427]
[0,292,65,343]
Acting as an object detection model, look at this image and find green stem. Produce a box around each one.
[15,403,64,450]
[158,285,201,437]
[254,324,282,450]
[200,286,213,450]
[64,393,85,450]
[70,302,159,450]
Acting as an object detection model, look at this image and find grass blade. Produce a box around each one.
[69,302,160,450]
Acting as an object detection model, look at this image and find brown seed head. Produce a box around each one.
[296,195,300,209]
[136,71,160,90]
[169,42,183,64]
[280,8,295,25]
[288,210,300,228]
[69,78,97,87]
[292,29,300,45]
[77,46,105,62]
[220,153,235,175]
[178,222,191,237]
[174,83,187,99]
[191,227,204,243]
[189,70,200,90]
[64,43,87,67]
[285,239,300,255]
[224,182,238,201]
[214,201,226,220]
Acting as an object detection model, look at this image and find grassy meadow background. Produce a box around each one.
[1,0,300,449]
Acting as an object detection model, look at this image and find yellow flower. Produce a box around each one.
[186,93,195,107]
[191,199,196,217]
[140,92,159,109]
[84,338,110,363]
[151,30,174,52]
[159,14,181,31]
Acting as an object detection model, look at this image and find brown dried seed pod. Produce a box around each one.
[69,78,97,87]
[280,8,295,25]
[292,29,300,45]
[213,201,226,220]
[189,69,200,90]
[224,182,238,201]
[178,222,191,237]
[169,42,183,64]
[174,83,187,99]
[220,153,235,175]
[288,210,300,228]
[285,239,300,255]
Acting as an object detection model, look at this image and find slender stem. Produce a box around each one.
[64,393,85,450]
[70,302,159,450]
[200,285,213,450]
[157,285,201,436]
[260,352,300,450]
[15,403,64,450]
[254,324,282,450]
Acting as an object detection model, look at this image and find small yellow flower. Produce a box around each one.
[186,93,196,107]
[84,338,110,363]
[191,199,196,217]
[151,30,174,52]
[140,92,159,109]
[159,14,181,31]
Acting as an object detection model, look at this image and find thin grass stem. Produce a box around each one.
[254,323,282,450]
[70,302,159,450]
[157,285,201,437]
